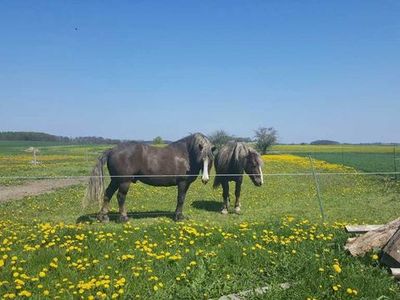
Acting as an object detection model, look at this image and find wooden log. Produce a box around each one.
[345,224,384,234]
[345,218,400,257]
[381,227,400,268]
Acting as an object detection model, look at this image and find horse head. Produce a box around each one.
[244,150,264,186]
[189,133,217,184]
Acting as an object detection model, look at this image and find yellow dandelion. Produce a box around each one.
[18,290,32,297]
[332,264,342,273]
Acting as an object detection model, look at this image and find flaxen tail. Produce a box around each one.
[83,150,111,209]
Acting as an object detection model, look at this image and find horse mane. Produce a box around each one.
[170,132,214,163]
[177,132,213,152]
[172,132,204,145]
[214,142,242,172]
[214,142,264,188]
[215,142,262,172]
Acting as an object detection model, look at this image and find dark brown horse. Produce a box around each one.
[85,133,216,221]
[213,142,263,214]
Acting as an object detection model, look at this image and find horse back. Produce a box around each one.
[107,142,190,178]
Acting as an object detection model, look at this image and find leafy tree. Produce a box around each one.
[153,136,164,145]
[254,127,277,154]
[208,130,234,149]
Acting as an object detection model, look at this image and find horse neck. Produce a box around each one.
[168,141,201,173]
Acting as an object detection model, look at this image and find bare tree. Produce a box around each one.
[209,130,234,149]
[254,127,277,154]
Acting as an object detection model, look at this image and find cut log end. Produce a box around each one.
[390,268,400,279]
[345,224,384,234]
[345,218,400,257]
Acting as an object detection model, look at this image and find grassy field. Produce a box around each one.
[1,142,400,299]
[272,144,399,175]
[0,142,111,186]
[1,143,397,186]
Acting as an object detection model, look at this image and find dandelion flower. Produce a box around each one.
[332,264,342,273]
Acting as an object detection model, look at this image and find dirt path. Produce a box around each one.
[0,178,86,203]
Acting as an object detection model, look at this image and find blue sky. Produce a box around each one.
[0,1,399,143]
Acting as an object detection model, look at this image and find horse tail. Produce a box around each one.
[83,149,111,209]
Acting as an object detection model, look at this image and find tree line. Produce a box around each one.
[1,128,280,153]
[0,131,122,144]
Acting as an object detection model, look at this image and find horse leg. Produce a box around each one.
[117,182,131,222]
[221,181,230,215]
[174,181,190,221]
[234,179,243,214]
[98,180,119,222]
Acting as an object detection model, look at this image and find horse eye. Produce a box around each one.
[198,144,203,151]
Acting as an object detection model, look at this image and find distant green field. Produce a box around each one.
[0,141,111,155]
[272,144,396,153]
[0,141,111,185]
[0,141,67,154]
[271,144,399,175]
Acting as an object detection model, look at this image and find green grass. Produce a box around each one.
[1,145,400,299]
[272,144,397,154]
[271,144,399,175]
[304,152,397,174]
[0,142,111,186]
[0,141,70,154]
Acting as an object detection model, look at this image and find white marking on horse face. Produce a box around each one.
[202,157,209,183]
[259,166,264,185]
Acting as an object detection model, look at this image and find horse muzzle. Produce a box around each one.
[201,175,210,184]
[201,157,209,184]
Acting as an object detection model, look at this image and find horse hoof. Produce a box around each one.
[97,214,109,223]
[221,208,228,215]
[234,207,241,214]
[119,215,129,223]
[174,213,185,222]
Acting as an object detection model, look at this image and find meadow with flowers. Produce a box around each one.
[1,143,400,299]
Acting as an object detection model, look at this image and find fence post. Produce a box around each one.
[341,145,344,165]
[309,155,326,222]
[394,144,398,180]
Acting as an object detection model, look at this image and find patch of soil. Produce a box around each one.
[0,178,86,203]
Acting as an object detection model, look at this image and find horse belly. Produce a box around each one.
[138,177,177,187]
